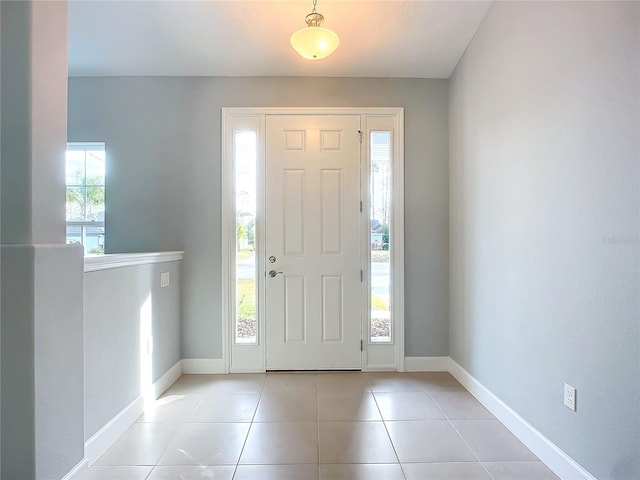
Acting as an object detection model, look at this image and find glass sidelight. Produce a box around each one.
[234,131,257,344]
[370,131,392,343]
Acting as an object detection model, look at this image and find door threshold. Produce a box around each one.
[266,369,362,373]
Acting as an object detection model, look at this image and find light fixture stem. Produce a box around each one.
[311,0,318,14]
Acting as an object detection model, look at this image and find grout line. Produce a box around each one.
[370,379,405,479]
[232,372,267,479]
[141,464,152,480]
[424,387,496,480]
[145,420,187,476]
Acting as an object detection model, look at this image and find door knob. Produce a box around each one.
[268,270,283,278]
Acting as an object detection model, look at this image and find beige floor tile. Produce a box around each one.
[71,466,152,479]
[386,420,476,463]
[255,389,317,422]
[407,372,466,393]
[190,394,259,422]
[429,391,494,420]
[164,375,224,395]
[366,373,427,392]
[374,391,445,420]
[147,465,235,479]
[320,463,405,480]
[319,421,397,464]
[317,372,371,394]
[234,464,320,480]
[94,422,181,466]
[451,420,538,462]
[205,374,266,395]
[167,374,266,395]
[318,391,381,421]
[86,373,557,480]
[402,462,491,480]
[240,422,318,464]
[157,423,249,465]
[483,461,560,480]
[137,393,204,423]
[263,373,318,394]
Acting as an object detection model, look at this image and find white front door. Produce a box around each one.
[265,115,362,370]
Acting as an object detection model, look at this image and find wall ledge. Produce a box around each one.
[84,251,184,272]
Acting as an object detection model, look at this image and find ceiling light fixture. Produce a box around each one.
[290,0,339,60]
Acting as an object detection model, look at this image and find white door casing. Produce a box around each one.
[223,108,404,374]
[264,115,362,370]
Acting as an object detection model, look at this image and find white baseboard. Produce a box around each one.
[181,358,226,374]
[153,360,183,398]
[61,457,88,480]
[84,396,144,465]
[404,356,449,372]
[448,359,596,480]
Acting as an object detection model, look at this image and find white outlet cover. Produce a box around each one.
[564,383,576,411]
[160,272,170,287]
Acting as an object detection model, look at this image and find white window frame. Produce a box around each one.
[66,142,106,255]
[360,116,405,370]
[221,108,404,373]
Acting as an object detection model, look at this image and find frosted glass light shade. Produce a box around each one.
[290,26,340,60]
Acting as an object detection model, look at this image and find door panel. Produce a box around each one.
[265,115,361,370]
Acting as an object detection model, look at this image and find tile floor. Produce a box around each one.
[72,372,559,480]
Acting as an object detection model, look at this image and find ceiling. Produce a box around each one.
[67,0,492,78]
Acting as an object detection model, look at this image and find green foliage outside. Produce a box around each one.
[237,279,256,319]
[66,177,105,221]
[382,224,390,251]
[246,219,255,245]
[66,177,105,207]
[236,279,256,339]
[371,294,389,311]
[237,247,254,261]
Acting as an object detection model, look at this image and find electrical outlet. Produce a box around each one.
[160,272,170,288]
[564,383,576,411]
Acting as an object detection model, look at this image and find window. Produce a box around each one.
[234,131,257,344]
[370,131,392,342]
[66,143,106,254]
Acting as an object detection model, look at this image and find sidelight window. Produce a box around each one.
[370,131,392,343]
[234,131,258,344]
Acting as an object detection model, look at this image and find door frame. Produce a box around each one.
[221,107,405,373]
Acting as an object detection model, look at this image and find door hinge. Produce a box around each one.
[358,130,363,144]
[360,270,363,281]
[360,201,363,213]
[360,340,364,351]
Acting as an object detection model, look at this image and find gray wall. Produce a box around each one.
[84,260,182,440]
[34,245,84,480]
[2,1,85,478]
[1,246,35,479]
[68,77,450,359]
[449,2,639,479]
